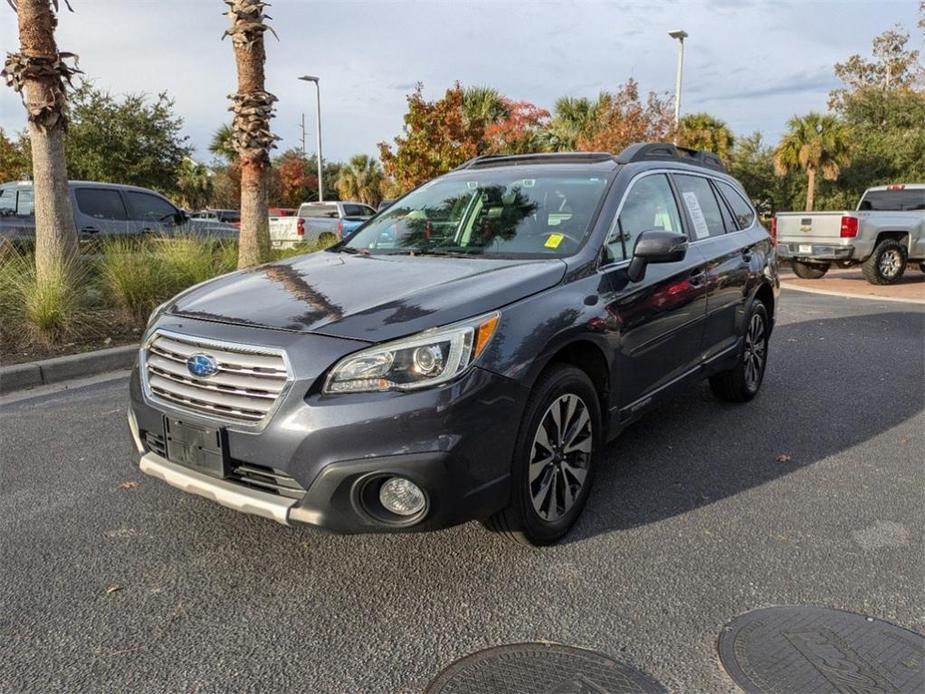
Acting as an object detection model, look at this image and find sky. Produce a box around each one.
[1,0,921,164]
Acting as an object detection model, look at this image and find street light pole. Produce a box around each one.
[299,75,323,202]
[668,30,688,138]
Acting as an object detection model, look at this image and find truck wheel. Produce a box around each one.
[709,301,769,403]
[791,260,829,279]
[862,240,907,285]
[484,364,600,546]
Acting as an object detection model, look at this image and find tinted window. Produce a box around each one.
[607,174,684,261]
[346,172,610,257]
[124,191,177,221]
[0,187,17,215]
[859,189,925,211]
[716,181,756,229]
[75,188,128,220]
[15,189,34,216]
[219,210,240,223]
[673,174,726,240]
[301,204,338,218]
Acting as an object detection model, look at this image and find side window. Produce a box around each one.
[0,187,17,215]
[124,191,177,222]
[716,181,756,229]
[361,205,376,216]
[16,189,34,216]
[75,188,128,220]
[607,174,683,261]
[673,174,726,240]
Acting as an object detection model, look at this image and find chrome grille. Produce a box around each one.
[143,331,290,426]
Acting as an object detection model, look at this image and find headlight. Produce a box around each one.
[324,311,501,394]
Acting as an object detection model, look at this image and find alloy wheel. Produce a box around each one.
[529,393,593,522]
[743,313,766,390]
[879,249,903,278]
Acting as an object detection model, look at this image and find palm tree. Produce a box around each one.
[223,0,278,268]
[677,113,735,162]
[774,112,851,211]
[209,123,237,163]
[176,157,214,210]
[3,0,80,283]
[462,86,509,129]
[549,96,599,151]
[335,154,384,207]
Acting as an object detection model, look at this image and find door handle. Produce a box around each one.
[689,269,707,287]
[80,226,100,234]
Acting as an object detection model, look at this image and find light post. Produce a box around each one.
[668,30,687,136]
[299,75,323,202]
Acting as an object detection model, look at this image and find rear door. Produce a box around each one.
[72,186,132,237]
[599,172,710,411]
[674,174,754,361]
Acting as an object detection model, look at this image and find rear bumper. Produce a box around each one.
[777,242,855,261]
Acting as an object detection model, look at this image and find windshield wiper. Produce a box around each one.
[337,246,369,255]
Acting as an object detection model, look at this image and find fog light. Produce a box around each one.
[378,477,426,516]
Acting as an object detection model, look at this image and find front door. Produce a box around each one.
[598,172,709,414]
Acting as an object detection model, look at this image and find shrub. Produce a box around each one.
[97,237,167,322]
[0,248,90,347]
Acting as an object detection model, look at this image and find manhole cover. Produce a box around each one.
[718,606,925,693]
[425,642,665,694]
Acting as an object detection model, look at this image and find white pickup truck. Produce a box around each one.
[268,201,376,249]
[776,184,925,284]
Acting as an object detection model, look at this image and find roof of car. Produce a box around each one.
[0,179,168,195]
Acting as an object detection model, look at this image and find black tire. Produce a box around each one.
[918,262,925,274]
[791,260,829,279]
[862,239,907,285]
[709,301,770,403]
[484,364,601,546]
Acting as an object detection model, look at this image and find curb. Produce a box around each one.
[0,344,139,394]
[780,282,925,305]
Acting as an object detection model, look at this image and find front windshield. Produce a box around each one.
[344,171,609,257]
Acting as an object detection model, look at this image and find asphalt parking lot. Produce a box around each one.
[2,290,923,693]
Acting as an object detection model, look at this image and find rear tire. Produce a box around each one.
[484,364,601,546]
[709,301,769,403]
[862,240,907,285]
[791,260,829,279]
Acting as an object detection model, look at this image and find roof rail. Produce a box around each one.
[615,142,727,172]
[455,152,615,170]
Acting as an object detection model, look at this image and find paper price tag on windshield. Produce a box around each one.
[545,233,565,249]
[682,191,710,240]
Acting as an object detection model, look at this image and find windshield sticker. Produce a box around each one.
[545,233,565,249]
[682,191,710,239]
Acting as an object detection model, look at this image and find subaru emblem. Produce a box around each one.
[187,353,218,378]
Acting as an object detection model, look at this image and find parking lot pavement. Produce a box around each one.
[2,290,923,693]
[781,265,925,303]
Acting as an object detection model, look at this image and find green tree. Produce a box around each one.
[335,154,384,206]
[379,83,482,193]
[209,123,237,163]
[774,112,851,211]
[175,157,213,210]
[677,112,735,162]
[60,83,191,193]
[548,95,602,150]
[0,128,31,182]
[462,86,509,130]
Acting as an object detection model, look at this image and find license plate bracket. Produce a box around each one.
[164,416,228,478]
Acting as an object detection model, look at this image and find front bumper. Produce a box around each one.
[129,317,527,533]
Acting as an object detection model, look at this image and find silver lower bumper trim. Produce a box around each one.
[139,452,296,525]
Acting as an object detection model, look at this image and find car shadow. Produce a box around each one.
[562,309,924,544]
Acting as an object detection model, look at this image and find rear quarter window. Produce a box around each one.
[716,181,756,229]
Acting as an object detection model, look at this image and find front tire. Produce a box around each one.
[709,301,770,403]
[485,364,600,546]
[791,260,829,279]
[862,239,907,285]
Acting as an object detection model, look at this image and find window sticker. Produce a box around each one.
[544,233,565,249]
[682,191,710,239]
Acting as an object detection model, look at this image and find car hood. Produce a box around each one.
[168,251,567,342]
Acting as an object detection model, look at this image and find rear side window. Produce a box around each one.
[15,188,34,216]
[300,204,338,218]
[716,181,756,229]
[0,187,14,214]
[859,189,925,211]
[673,174,726,240]
[75,188,128,220]
[607,174,684,261]
[124,191,177,221]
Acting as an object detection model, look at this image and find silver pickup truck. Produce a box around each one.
[776,184,925,284]
[268,201,375,249]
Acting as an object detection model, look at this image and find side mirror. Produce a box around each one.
[626,229,688,283]
[174,210,189,226]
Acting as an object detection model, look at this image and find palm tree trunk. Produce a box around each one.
[805,166,816,212]
[7,0,79,282]
[225,0,277,268]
